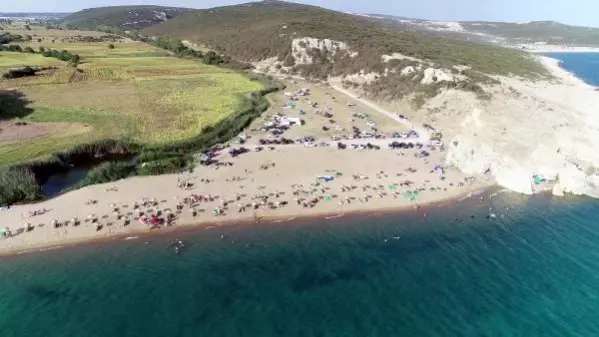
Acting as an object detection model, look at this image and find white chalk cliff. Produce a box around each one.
[439,56,599,197]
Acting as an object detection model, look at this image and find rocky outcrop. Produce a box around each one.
[421,68,455,84]
[437,57,599,198]
[291,37,356,65]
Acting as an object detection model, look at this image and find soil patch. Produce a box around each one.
[0,121,90,142]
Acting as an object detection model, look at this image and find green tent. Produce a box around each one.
[403,190,420,201]
[533,175,543,185]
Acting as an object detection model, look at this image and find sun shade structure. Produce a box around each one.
[403,190,420,201]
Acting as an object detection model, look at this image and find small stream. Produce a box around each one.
[41,165,97,198]
[40,155,138,199]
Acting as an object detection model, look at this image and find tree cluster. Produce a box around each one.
[0,44,23,52]
[149,36,204,59]
[2,66,36,79]
[0,32,23,45]
[42,49,81,65]
[0,41,81,66]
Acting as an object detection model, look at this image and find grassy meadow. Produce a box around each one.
[0,27,263,166]
[0,52,65,69]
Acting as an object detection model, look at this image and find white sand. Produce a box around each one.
[0,146,487,255]
[393,52,599,196]
[523,45,599,53]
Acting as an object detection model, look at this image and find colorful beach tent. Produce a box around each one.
[533,175,544,185]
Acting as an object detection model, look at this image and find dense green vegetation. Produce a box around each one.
[61,5,193,30]
[142,1,548,79]
[0,32,23,44]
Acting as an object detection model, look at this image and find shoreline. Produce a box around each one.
[0,75,490,259]
[0,183,495,258]
[536,54,597,89]
[522,46,599,54]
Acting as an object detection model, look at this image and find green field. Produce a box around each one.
[0,28,263,165]
[0,52,65,69]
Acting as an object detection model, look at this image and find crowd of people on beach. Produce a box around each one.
[0,156,475,245]
[0,81,483,253]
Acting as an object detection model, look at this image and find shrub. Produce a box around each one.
[70,161,137,190]
[0,167,41,205]
[2,66,36,79]
[108,43,115,49]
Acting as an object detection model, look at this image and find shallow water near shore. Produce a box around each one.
[543,52,599,85]
[2,192,599,336]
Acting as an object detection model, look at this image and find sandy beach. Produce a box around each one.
[522,45,599,53]
[0,144,489,256]
[0,72,492,256]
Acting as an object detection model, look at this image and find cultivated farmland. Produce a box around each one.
[0,26,263,165]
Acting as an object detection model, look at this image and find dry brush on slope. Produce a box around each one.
[141,1,548,102]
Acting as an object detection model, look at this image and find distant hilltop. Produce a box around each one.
[364,14,599,47]
[60,6,194,30]
[0,12,70,20]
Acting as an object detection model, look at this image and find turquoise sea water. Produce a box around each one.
[543,52,599,85]
[3,56,599,337]
[3,192,599,336]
